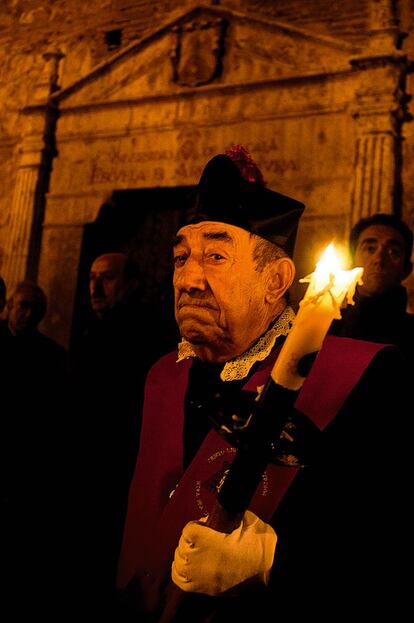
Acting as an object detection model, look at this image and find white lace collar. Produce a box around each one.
[176,306,295,382]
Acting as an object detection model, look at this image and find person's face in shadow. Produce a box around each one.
[89,253,128,319]
[8,290,42,335]
[354,224,411,296]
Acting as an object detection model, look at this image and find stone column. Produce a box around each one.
[2,50,63,293]
[349,0,411,226]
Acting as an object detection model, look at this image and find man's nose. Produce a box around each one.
[21,307,32,322]
[174,257,207,291]
[372,245,387,266]
[91,278,104,297]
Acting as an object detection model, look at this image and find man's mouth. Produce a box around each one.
[366,271,385,278]
[178,300,216,311]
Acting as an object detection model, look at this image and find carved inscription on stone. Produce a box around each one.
[88,132,298,188]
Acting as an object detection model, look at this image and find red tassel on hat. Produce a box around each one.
[225,145,266,186]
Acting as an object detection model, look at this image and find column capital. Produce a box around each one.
[32,49,65,103]
[16,142,55,168]
[350,53,412,133]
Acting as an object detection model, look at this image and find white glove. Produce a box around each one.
[171,510,277,596]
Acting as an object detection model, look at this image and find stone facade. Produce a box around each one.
[0,0,413,346]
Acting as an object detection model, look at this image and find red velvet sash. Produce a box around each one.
[117,336,389,610]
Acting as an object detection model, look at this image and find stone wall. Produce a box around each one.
[1,0,413,345]
[0,0,376,271]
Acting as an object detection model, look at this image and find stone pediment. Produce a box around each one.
[55,4,359,109]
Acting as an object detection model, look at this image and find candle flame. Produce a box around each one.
[300,243,345,285]
[299,243,363,313]
[315,243,342,276]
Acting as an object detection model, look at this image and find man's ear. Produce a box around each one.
[265,257,295,304]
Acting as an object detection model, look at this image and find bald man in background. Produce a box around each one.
[70,251,175,617]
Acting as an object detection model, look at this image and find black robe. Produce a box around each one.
[330,285,414,363]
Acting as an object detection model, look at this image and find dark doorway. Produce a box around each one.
[71,186,194,356]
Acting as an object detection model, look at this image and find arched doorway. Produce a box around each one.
[71,186,194,358]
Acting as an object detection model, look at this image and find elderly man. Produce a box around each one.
[117,149,408,621]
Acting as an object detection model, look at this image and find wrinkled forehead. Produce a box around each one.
[174,221,251,246]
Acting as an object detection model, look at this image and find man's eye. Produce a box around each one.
[174,255,187,266]
[208,253,225,261]
[388,247,403,259]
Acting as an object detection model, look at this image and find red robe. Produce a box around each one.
[117,336,388,611]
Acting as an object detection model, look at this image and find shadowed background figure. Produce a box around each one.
[0,281,69,620]
[69,251,171,617]
[330,213,414,362]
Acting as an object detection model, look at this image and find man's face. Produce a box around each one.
[354,224,409,296]
[89,253,128,317]
[173,221,278,362]
[8,290,41,335]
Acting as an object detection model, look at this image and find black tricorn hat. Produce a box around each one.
[183,146,305,257]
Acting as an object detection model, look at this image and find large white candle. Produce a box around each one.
[271,243,363,390]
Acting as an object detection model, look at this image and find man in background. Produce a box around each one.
[70,251,172,617]
[89,252,137,319]
[0,281,68,619]
[330,212,414,359]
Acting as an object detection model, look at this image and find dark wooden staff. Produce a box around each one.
[158,377,299,623]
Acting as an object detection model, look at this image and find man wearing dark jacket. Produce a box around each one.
[330,212,414,359]
[70,252,177,617]
[0,281,68,620]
